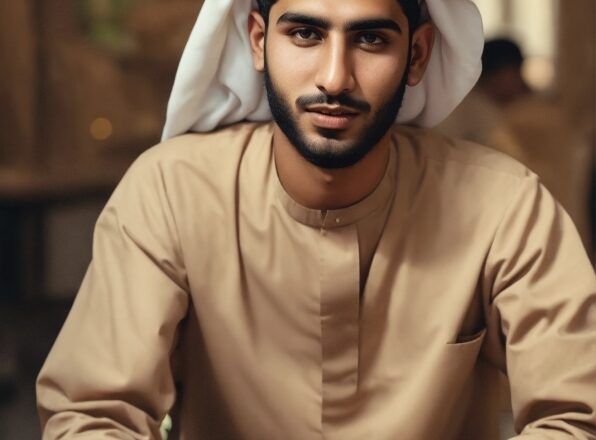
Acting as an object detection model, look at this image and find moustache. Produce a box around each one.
[296,93,371,113]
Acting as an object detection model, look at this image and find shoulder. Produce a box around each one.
[109,121,273,208]
[390,125,546,236]
[134,121,272,173]
[118,122,272,193]
[394,124,531,180]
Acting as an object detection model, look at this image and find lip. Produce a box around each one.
[305,106,359,130]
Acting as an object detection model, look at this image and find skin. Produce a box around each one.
[248,0,434,210]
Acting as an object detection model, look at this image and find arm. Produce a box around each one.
[36,152,189,439]
[486,175,596,439]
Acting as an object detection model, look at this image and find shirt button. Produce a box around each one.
[335,218,341,224]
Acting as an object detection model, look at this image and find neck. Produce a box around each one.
[273,125,392,210]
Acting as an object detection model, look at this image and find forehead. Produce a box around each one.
[270,0,407,23]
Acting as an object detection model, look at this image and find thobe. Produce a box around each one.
[37,122,596,439]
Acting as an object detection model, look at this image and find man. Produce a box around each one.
[37,0,596,439]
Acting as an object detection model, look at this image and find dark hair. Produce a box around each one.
[255,0,422,33]
[481,38,524,75]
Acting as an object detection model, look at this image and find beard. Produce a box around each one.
[264,62,409,170]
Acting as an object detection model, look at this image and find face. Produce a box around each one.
[256,0,415,169]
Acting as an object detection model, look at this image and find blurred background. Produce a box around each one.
[0,0,594,438]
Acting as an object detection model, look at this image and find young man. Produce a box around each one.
[37,0,596,439]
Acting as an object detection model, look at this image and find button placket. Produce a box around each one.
[318,224,360,428]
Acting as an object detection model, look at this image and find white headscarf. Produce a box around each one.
[162,0,484,140]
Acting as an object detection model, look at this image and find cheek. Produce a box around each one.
[354,55,406,103]
[266,38,318,91]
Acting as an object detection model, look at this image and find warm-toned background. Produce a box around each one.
[0,0,594,438]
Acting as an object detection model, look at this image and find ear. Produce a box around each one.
[248,10,266,72]
[406,22,435,86]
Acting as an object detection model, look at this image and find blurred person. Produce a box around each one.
[439,38,593,254]
[479,38,530,106]
[37,1,596,439]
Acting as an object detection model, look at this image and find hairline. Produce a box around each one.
[256,0,421,34]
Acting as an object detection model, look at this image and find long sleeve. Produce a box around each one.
[485,174,596,439]
[36,151,190,439]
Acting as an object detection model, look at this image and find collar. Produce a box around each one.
[274,135,397,229]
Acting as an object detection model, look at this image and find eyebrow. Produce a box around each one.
[345,18,402,34]
[277,12,402,34]
[277,12,331,29]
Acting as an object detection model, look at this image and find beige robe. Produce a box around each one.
[37,122,596,439]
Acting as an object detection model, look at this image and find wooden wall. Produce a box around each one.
[558,0,596,144]
[0,1,38,168]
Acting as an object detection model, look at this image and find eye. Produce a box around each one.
[357,32,387,48]
[290,28,321,42]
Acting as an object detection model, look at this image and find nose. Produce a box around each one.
[314,36,356,96]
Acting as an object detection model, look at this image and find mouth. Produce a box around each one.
[306,105,359,116]
[305,106,360,130]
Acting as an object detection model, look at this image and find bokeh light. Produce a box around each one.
[89,117,113,141]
